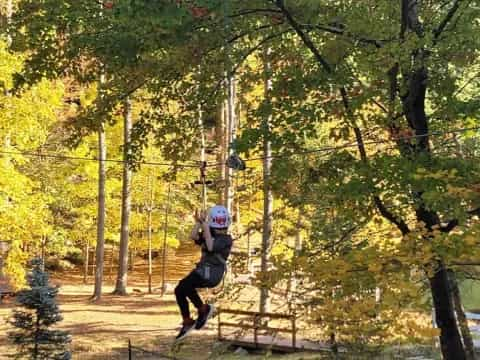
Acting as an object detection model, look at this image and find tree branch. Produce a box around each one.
[303,24,386,48]
[230,29,293,77]
[227,23,281,44]
[197,29,294,110]
[441,219,459,233]
[440,205,480,233]
[273,0,411,236]
[229,8,282,19]
[273,0,332,72]
[467,207,480,217]
[452,261,480,266]
[433,0,464,42]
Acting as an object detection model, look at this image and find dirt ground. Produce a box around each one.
[0,268,328,360]
[1,283,205,359]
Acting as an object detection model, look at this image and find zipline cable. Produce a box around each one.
[0,126,478,170]
[0,149,200,168]
[204,125,480,168]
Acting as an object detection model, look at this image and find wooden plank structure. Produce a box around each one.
[217,308,329,353]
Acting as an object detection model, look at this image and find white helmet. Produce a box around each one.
[208,205,231,229]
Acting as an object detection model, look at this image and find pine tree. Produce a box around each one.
[9,258,71,360]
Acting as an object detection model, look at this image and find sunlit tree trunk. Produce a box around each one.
[92,121,106,300]
[147,174,154,294]
[113,97,132,295]
[83,239,89,284]
[216,102,226,205]
[199,100,207,210]
[224,76,236,214]
[260,47,273,315]
[108,243,114,279]
[161,183,171,296]
[5,0,12,46]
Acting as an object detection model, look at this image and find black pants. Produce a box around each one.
[175,271,208,320]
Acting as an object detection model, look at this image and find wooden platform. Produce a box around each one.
[219,334,331,353]
[216,308,331,353]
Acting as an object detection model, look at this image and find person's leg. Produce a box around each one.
[174,273,200,340]
[175,272,206,320]
[175,276,195,322]
[184,272,206,310]
[185,272,215,330]
[175,271,213,331]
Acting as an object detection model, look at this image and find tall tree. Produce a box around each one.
[92,120,107,300]
[113,97,133,295]
[260,46,273,315]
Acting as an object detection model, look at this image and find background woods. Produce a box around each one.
[0,1,479,359]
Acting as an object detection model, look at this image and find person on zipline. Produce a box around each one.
[175,205,233,340]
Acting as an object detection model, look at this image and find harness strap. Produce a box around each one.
[214,253,227,265]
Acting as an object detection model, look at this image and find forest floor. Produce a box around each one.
[0,270,331,360]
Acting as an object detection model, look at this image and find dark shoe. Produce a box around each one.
[175,320,195,341]
[195,304,215,330]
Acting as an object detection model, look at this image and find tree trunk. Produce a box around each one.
[147,174,154,294]
[83,240,89,284]
[429,265,466,360]
[224,75,236,214]
[399,8,466,352]
[92,122,106,300]
[449,270,476,360]
[161,183,172,296]
[109,244,114,279]
[199,100,207,210]
[247,192,253,274]
[216,102,226,205]
[288,209,303,313]
[402,66,466,359]
[260,47,273,315]
[91,246,96,276]
[113,97,133,295]
[5,0,12,46]
[40,235,46,272]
